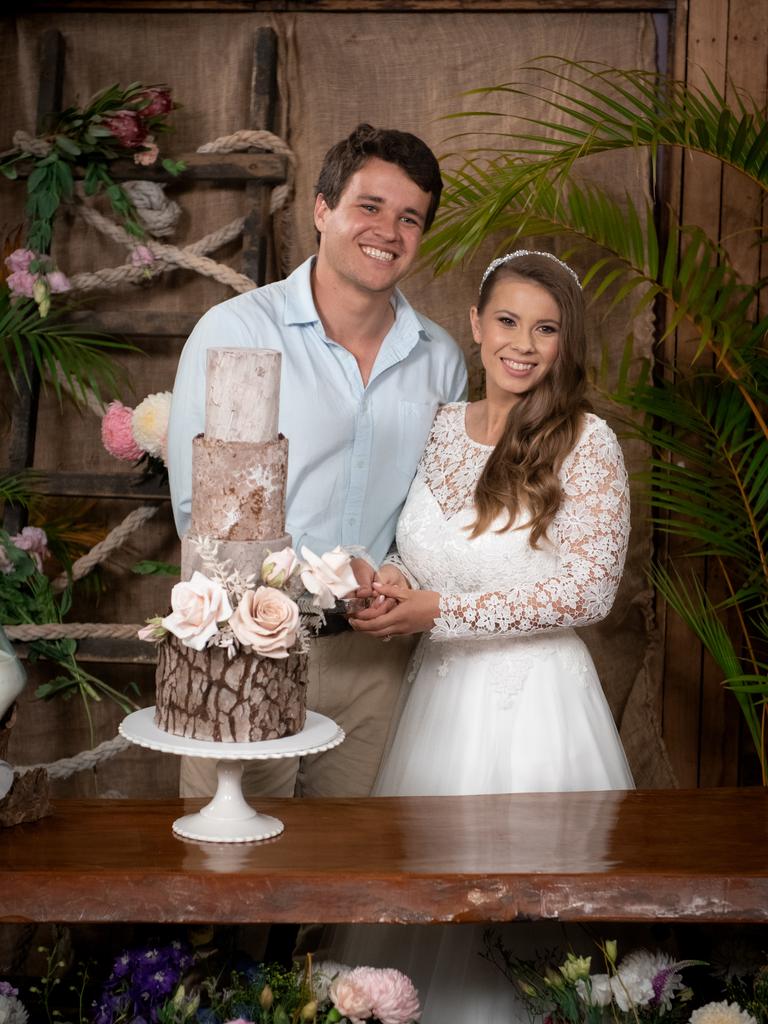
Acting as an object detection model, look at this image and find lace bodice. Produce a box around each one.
[394,402,630,641]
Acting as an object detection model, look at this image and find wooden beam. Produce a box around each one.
[15,1,677,11]
[65,310,199,337]
[0,471,170,501]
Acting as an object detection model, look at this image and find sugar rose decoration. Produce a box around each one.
[229,585,300,657]
[261,547,299,588]
[301,545,359,609]
[161,571,233,651]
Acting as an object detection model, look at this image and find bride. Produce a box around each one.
[328,249,635,1020]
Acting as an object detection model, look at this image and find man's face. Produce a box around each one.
[314,156,431,296]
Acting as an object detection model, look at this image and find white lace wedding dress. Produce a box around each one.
[328,402,634,1021]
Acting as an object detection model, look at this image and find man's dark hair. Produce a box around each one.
[314,123,443,231]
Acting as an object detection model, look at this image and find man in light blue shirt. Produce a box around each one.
[168,123,467,799]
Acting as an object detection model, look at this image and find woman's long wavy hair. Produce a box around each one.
[469,252,591,546]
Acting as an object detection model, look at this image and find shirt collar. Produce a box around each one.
[282,255,427,356]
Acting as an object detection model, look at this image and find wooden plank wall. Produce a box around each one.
[663,0,768,787]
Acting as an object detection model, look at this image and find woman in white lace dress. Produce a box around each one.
[331,250,634,1019]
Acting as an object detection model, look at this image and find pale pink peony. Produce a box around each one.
[6,269,36,298]
[132,391,171,460]
[300,545,358,610]
[46,270,71,293]
[101,401,143,461]
[360,967,421,1024]
[10,526,49,572]
[137,86,173,118]
[102,109,148,148]
[134,142,160,167]
[229,586,299,657]
[330,969,375,1023]
[162,571,233,651]
[261,547,299,588]
[4,248,35,274]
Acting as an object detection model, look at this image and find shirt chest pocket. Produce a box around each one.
[397,400,438,477]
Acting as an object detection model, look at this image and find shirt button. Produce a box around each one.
[356,460,365,469]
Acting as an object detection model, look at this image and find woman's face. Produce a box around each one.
[470,276,561,407]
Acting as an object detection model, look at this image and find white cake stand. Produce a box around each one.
[119,707,344,844]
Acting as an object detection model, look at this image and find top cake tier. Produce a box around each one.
[205,347,281,443]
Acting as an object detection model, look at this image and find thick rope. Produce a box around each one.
[15,733,132,778]
[72,201,255,293]
[51,504,161,591]
[13,129,51,158]
[122,180,182,238]
[197,129,295,215]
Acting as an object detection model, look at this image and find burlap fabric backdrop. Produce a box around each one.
[0,9,675,799]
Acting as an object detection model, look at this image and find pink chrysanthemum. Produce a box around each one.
[101,401,143,461]
[365,967,421,1024]
[330,969,375,1023]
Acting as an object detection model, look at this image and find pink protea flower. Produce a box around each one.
[46,269,71,294]
[137,86,173,118]
[101,400,143,461]
[10,526,49,572]
[6,269,36,298]
[364,967,421,1024]
[102,109,148,148]
[4,248,35,274]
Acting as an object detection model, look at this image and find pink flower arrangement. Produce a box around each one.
[137,86,173,118]
[101,400,144,462]
[4,248,71,315]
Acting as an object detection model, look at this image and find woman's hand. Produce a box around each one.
[352,564,410,621]
[349,582,441,638]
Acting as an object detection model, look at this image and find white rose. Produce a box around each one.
[161,571,233,651]
[300,545,358,610]
[229,586,300,657]
[132,391,172,460]
[261,547,299,588]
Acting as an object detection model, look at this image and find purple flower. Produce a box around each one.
[0,981,18,996]
[10,526,49,572]
[46,270,71,294]
[4,248,35,274]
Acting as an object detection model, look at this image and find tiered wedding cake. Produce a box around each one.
[154,348,308,743]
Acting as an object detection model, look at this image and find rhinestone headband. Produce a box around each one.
[479,250,582,293]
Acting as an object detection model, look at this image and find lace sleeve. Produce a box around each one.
[431,418,631,641]
[380,547,421,589]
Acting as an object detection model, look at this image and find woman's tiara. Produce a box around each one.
[480,250,582,292]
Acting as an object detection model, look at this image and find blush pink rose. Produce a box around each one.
[229,586,299,657]
[162,571,233,651]
[261,547,299,588]
[101,401,143,461]
[330,970,374,1023]
[46,270,71,294]
[300,545,358,610]
[134,142,160,167]
[102,109,148,148]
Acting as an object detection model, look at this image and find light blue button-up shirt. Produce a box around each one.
[168,257,467,565]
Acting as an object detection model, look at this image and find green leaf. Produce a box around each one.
[131,560,181,576]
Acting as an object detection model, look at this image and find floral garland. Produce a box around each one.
[139,539,358,659]
[1,82,184,316]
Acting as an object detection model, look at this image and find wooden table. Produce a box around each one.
[2,788,766,925]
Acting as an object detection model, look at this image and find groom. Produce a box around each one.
[167,123,467,799]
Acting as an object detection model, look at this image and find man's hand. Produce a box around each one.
[349,582,440,637]
[352,564,410,621]
[350,556,375,599]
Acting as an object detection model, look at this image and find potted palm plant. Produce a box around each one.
[424,58,768,782]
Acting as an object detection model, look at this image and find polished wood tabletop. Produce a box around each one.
[2,788,767,924]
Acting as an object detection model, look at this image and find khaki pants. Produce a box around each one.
[179,631,417,799]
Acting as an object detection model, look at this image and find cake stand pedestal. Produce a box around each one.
[119,708,344,844]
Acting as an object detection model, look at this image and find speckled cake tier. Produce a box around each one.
[180,534,293,582]
[155,636,307,743]
[190,434,288,540]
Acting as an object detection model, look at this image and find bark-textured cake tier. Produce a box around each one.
[155,636,307,742]
[190,435,288,540]
[180,534,292,582]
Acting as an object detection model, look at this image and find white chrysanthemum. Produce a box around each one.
[690,1002,758,1024]
[313,960,352,1004]
[132,390,172,460]
[620,950,684,1010]
[0,993,30,1024]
